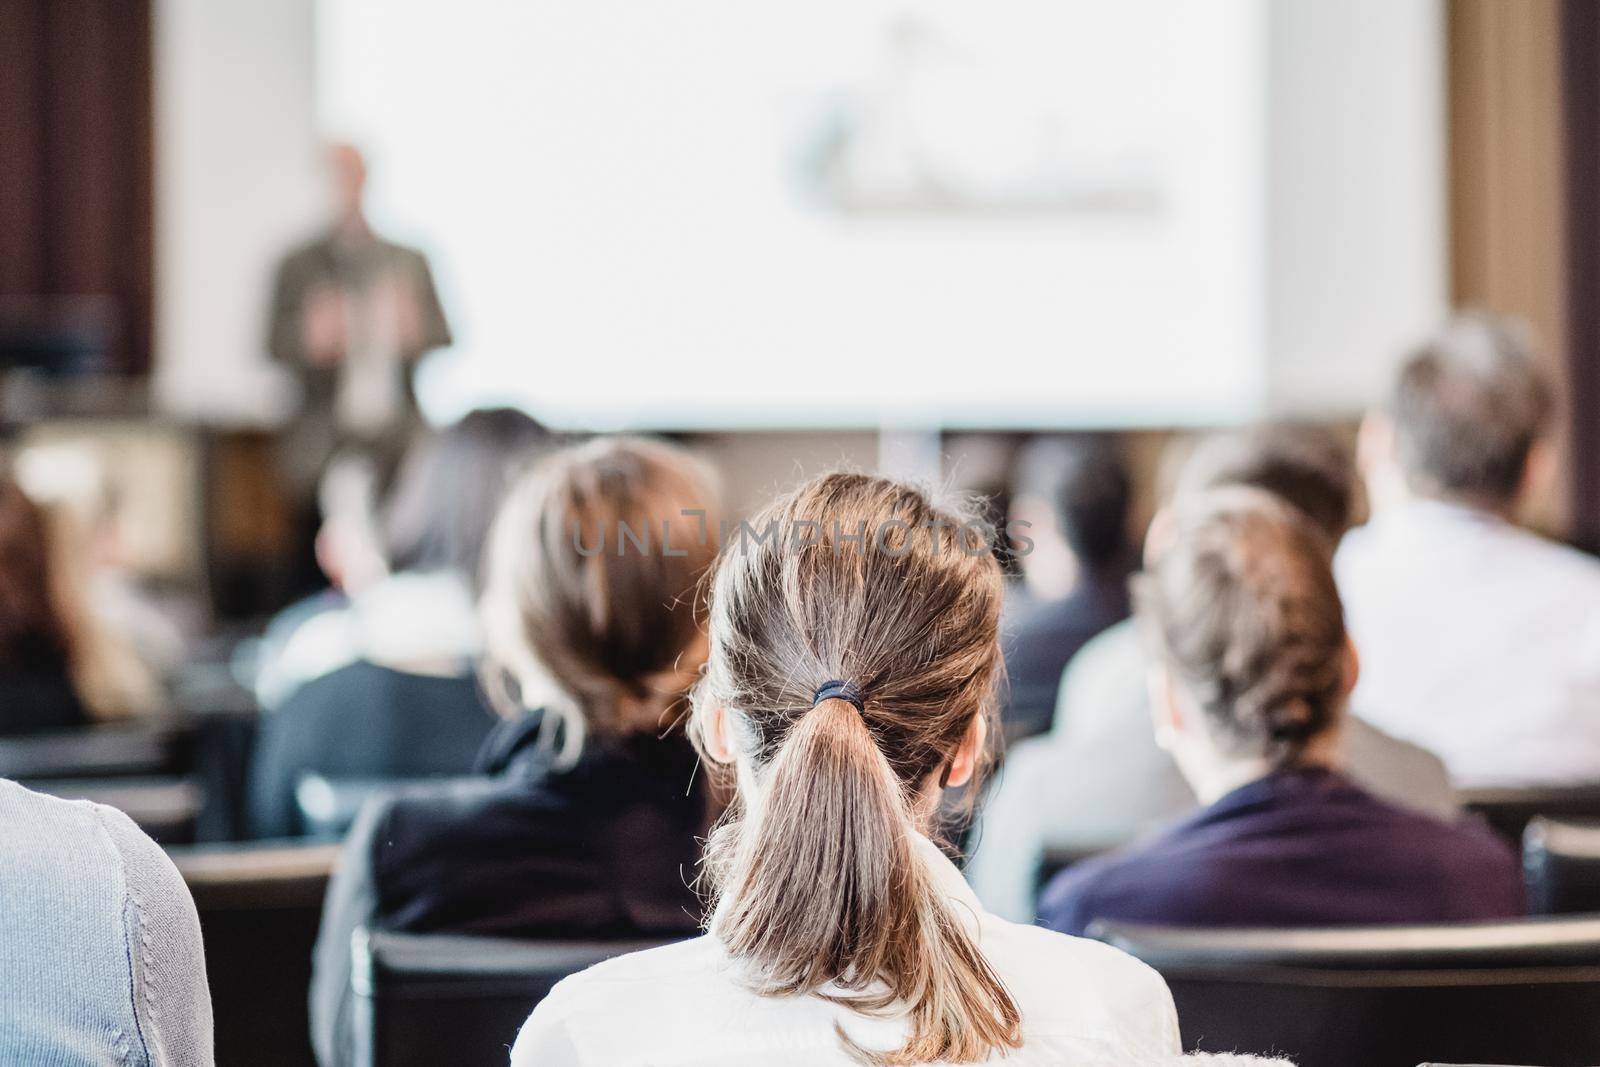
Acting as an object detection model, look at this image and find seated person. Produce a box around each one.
[512,472,1180,1067]
[968,425,1456,921]
[1,777,213,1064]
[310,437,720,1067]
[1037,488,1524,936]
[0,472,89,734]
[1338,313,1600,785]
[1001,435,1134,743]
[247,408,548,837]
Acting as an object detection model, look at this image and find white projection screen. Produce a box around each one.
[318,0,1269,431]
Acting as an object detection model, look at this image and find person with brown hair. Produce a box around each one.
[247,408,548,838]
[512,472,1179,1066]
[310,437,719,1067]
[0,472,89,734]
[1037,488,1523,937]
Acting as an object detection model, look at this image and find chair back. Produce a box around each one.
[0,722,185,780]
[1525,817,1600,916]
[1460,784,1600,846]
[26,775,202,843]
[294,773,479,839]
[352,930,672,1067]
[170,840,342,1067]
[1093,917,1600,1067]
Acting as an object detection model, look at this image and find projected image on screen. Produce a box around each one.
[319,0,1264,430]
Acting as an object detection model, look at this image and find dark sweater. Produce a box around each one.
[0,669,88,736]
[309,714,711,1066]
[1038,766,1524,936]
[1001,571,1131,743]
[246,660,497,838]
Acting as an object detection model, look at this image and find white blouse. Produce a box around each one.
[511,836,1181,1066]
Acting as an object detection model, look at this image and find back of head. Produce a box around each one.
[0,473,70,673]
[381,408,550,583]
[482,436,718,752]
[1012,435,1131,572]
[697,472,1018,1065]
[1176,423,1354,544]
[1388,313,1553,509]
[1137,487,1347,765]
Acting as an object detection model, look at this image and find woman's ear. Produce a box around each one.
[942,712,988,790]
[700,704,737,764]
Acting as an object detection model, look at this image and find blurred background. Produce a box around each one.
[3,1,1589,614]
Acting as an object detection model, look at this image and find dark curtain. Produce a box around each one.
[0,0,153,375]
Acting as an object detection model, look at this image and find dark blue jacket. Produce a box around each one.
[1001,571,1131,743]
[1038,766,1524,936]
[309,714,710,1065]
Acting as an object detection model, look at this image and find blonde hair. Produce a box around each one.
[694,472,1020,1065]
[481,437,718,761]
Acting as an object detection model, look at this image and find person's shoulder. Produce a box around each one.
[525,938,720,1020]
[509,937,722,1065]
[985,919,1178,1052]
[276,232,338,272]
[372,237,434,270]
[1504,523,1600,586]
[89,799,203,928]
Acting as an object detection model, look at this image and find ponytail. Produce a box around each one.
[706,697,1022,1065]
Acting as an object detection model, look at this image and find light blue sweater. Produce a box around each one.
[0,779,213,1065]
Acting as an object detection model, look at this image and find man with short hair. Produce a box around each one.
[967,425,1457,922]
[1337,313,1600,786]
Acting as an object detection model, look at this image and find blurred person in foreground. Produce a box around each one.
[1,777,214,1065]
[246,408,548,838]
[1001,435,1135,743]
[311,437,719,1066]
[1037,487,1523,936]
[1338,313,1600,786]
[967,426,1455,922]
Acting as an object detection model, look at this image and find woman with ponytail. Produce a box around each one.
[512,472,1180,1066]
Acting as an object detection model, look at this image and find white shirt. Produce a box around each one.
[1335,498,1600,787]
[510,836,1181,1066]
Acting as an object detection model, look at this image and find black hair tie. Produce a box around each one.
[812,679,864,713]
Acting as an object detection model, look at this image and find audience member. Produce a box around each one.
[512,473,1181,1066]
[1,778,213,1064]
[1002,435,1134,742]
[968,426,1456,921]
[1037,488,1523,936]
[0,473,90,734]
[1338,313,1600,785]
[247,408,548,837]
[311,437,719,1067]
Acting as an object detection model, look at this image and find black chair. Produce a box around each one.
[0,722,186,780]
[294,773,480,840]
[1034,842,1115,899]
[1460,784,1600,847]
[1526,817,1600,916]
[170,840,342,1067]
[1093,917,1600,1067]
[351,931,672,1067]
[27,775,203,844]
